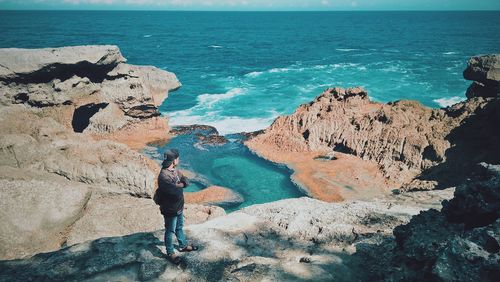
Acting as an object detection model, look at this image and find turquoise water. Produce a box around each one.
[143,130,304,211]
[2,11,500,208]
[1,11,499,134]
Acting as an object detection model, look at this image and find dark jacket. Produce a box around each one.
[155,168,188,216]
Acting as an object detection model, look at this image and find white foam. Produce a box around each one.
[243,63,361,79]
[269,67,292,73]
[245,71,263,78]
[433,96,465,108]
[197,88,245,108]
[209,45,223,48]
[443,51,458,55]
[336,48,359,52]
[143,34,152,38]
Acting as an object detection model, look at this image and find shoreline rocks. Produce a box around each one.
[358,163,500,281]
[464,54,500,99]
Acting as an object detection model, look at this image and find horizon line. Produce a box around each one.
[1,9,499,12]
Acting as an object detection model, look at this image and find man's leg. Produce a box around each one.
[175,212,188,249]
[163,214,177,256]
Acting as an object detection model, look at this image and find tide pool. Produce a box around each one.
[143,129,305,212]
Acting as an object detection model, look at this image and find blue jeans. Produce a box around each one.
[163,212,187,255]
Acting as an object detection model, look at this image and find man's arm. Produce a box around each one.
[159,171,185,190]
[178,170,190,188]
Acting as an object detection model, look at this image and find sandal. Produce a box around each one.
[179,245,199,252]
[167,253,182,265]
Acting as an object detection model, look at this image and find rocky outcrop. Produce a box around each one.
[0,45,181,149]
[246,54,500,198]
[0,105,157,197]
[464,54,500,99]
[170,124,229,146]
[0,188,454,281]
[358,163,500,281]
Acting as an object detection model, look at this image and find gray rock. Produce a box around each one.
[463,54,500,86]
[65,193,225,247]
[385,164,500,281]
[0,166,92,260]
[0,45,125,81]
[463,54,500,99]
[0,106,158,196]
[0,46,180,137]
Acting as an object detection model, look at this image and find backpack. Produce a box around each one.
[153,188,161,205]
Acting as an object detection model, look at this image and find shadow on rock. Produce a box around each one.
[411,98,500,189]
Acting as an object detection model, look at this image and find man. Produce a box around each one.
[154,148,198,264]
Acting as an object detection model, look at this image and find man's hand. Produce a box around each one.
[180,175,189,187]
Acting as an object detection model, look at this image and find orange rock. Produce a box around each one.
[185,186,244,207]
[91,116,172,151]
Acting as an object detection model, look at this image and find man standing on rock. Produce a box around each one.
[154,149,199,264]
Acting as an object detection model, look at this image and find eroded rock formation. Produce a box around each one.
[0,45,181,149]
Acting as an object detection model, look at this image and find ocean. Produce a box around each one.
[2,11,499,209]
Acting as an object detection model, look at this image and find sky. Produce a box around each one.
[0,0,499,11]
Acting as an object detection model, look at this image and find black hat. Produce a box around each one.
[162,149,180,168]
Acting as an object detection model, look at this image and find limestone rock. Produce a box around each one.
[384,164,500,281]
[0,45,181,148]
[463,54,500,86]
[65,194,225,247]
[0,106,158,197]
[0,166,92,260]
[0,45,125,81]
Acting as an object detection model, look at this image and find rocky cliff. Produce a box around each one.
[0,46,224,260]
[246,54,500,201]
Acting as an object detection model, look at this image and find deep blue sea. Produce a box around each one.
[2,11,499,209]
